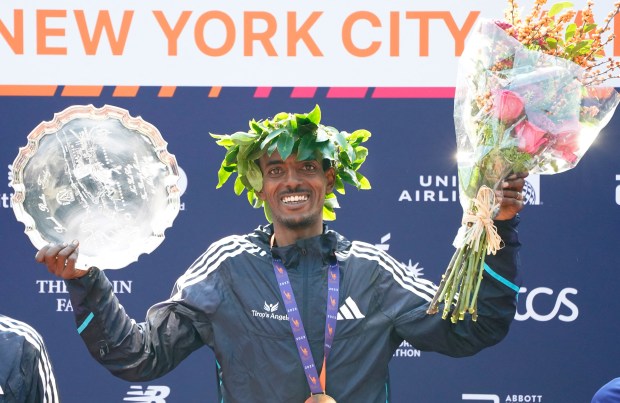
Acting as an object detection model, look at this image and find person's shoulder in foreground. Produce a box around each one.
[592,377,620,402]
[0,314,60,403]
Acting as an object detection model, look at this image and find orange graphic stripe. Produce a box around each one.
[158,86,177,97]
[208,86,222,97]
[61,86,104,97]
[112,86,140,97]
[0,85,58,96]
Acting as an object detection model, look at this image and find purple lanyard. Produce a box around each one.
[272,257,339,395]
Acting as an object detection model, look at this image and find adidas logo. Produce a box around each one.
[337,297,365,320]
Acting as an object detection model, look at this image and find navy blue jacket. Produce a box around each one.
[67,218,521,402]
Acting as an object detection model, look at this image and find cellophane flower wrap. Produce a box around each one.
[427,18,620,322]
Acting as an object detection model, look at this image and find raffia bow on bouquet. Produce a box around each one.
[427,2,620,322]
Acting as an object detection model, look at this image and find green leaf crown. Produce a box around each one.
[210,105,371,221]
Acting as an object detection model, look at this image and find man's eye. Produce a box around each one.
[303,164,317,171]
[268,167,282,175]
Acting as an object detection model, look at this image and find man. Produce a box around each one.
[36,106,526,402]
[0,314,60,403]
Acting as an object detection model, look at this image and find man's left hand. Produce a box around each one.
[495,172,529,221]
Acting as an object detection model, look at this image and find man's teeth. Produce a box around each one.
[282,195,308,204]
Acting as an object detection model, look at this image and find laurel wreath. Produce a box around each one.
[210,105,371,221]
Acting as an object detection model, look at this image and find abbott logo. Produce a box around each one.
[515,287,578,322]
[123,385,171,402]
[463,394,499,402]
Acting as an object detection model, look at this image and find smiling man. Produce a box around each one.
[36,105,527,403]
[257,151,335,245]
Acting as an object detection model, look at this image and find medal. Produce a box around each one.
[305,394,337,403]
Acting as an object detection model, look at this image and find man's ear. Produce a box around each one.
[325,167,336,193]
[256,188,265,200]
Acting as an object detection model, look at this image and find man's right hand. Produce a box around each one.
[35,240,88,279]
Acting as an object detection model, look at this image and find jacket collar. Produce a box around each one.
[252,224,351,268]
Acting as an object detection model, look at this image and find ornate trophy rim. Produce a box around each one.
[11,104,181,270]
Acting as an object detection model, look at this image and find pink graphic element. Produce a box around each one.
[254,87,272,98]
[328,324,333,336]
[277,266,284,274]
[330,296,336,307]
[326,87,368,98]
[293,318,300,328]
[300,346,309,357]
[372,87,455,98]
[330,271,336,280]
[291,87,318,98]
[284,291,292,300]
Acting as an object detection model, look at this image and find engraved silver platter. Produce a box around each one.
[11,104,180,270]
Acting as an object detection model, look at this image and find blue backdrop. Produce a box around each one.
[1,87,619,402]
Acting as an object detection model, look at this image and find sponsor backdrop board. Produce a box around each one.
[1,0,620,402]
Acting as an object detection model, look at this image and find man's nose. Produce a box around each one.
[283,169,303,187]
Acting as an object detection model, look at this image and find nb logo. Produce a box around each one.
[123,385,171,402]
[515,287,578,322]
[462,394,499,402]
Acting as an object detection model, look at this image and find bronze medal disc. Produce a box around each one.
[305,394,337,403]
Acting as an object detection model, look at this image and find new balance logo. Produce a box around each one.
[337,297,365,320]
[123,385,171,402]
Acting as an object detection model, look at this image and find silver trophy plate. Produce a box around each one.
[11,104,181,270]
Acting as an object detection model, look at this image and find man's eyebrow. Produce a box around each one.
[263,159,284,167]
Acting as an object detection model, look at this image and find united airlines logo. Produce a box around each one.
[398,174,458,203]
[123,385,171,402]
[397,174,542,205]
[251,301,289,321]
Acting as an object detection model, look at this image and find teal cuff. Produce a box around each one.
[484,262,520,297]
[77,312,94,334]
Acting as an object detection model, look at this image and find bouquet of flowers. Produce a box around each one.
[427,0,620,322]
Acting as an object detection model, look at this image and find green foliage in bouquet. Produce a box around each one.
[210,105,371,221]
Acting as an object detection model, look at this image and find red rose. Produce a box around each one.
[492,90,525,123]
[515,119,548,154]
[552,121,581,163]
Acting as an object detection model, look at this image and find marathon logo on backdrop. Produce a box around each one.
[393,340,421,359]
[398,174,541,205]
[124,385,171,402]
[462,393,543,402]
[36,278,133,312]
[615,174,620,205]
[515,287,578,322]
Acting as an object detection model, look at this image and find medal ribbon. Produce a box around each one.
[272,257,339,395]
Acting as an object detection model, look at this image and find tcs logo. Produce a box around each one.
[515,287,578,322]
